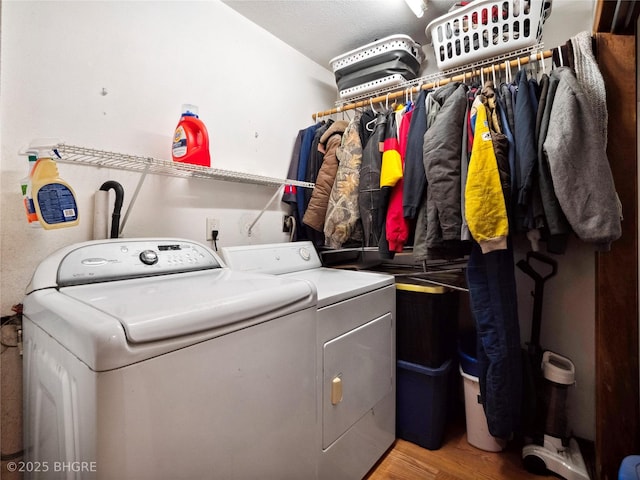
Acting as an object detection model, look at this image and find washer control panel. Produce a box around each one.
[56,239,222,286]
[222,241,322,274]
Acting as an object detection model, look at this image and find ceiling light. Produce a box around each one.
[404,0,427,18]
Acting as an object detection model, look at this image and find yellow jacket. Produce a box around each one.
[465,104,509,253]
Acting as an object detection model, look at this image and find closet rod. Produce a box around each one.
[312,49,553,120]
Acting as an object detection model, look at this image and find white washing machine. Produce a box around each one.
[22,238,318,480]
[222,242,396,480]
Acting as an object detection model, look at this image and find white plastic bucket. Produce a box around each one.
[460,366,507,452]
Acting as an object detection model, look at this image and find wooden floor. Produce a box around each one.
[365,418,581,480]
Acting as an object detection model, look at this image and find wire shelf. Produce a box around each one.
[55,144,315,189]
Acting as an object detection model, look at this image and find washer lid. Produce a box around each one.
[60,269,316,343]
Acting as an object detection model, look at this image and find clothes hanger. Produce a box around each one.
[365,117,377,132]
[558,46,564,67]
[551,46,563,69]
[365,98,378,131]
[492,64,497,86]
[539,51,547,75]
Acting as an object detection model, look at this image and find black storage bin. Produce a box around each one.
[396,280,459,368]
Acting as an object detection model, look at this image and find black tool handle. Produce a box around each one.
[516,251,558,350]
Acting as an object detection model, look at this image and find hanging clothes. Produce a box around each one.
[324,113,364,249]
[419,83,468,260]
[378,111,400,258]
[466,238,521,439]
[282,127,304,213]
[537,72,571,254]
[530,74,550,241]
[460,96,471,242]
[307,34,621,259]
[303,120,348,233]
[513,68,539,234]
[386,104,413,253]
[543,66,621,250]
[571,30,608,146]
[296,122,323,230]
[402,89,429,220]
[302,120,333,244]
[465,97,509,253]
[465,98,520,439]
[283,123,320,242]
[499,82,516,136]
[412,83,462,260]
[303,120,333,208]
[359,112,387,247]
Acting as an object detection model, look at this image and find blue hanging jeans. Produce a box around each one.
[466,239,522,439]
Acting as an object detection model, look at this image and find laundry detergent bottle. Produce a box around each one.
[171,104,210,167]
[30,144,79,230]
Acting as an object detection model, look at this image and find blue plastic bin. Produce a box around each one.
[458,331,480,377]
[396,358,453,450]
[619,455,640,480]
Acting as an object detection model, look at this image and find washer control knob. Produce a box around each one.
[139,249,159,265]
[299,247,311,261]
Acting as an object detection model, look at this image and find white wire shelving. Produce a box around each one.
[56,144,314,189]
[54,144,313,236]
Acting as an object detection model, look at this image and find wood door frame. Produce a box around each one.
[595,32,639,480]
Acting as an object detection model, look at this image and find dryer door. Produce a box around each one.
[322,312,393,449]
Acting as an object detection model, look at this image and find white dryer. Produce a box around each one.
[222,241,396,480]
[22,238,318,480]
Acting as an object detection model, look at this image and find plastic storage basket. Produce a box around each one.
[396,280,459,368]
[396,358,453,450]
[330,34,425,99]
[426,0,551,70]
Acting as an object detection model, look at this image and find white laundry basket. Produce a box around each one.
[329,34,425,99]
[426,0,551,70]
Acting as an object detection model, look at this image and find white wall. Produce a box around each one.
[0,0,335,314]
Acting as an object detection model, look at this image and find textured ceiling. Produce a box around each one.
[221,0,456,68]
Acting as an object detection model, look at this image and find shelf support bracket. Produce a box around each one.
[247,184,285,236]
[119,164,150,235]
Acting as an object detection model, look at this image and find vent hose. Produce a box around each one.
[99,181,125,238]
